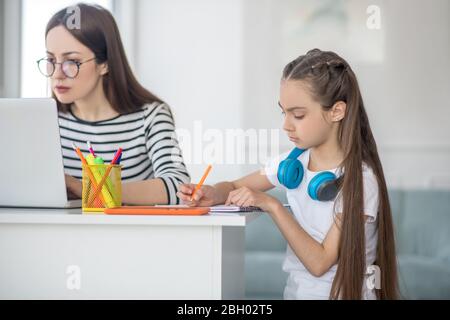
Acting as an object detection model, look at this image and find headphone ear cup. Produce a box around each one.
[277,160,287,186]
[308,171,338,201]
[278,158,304,189]
[316,179,340,201]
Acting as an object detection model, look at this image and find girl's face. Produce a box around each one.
[279,79,336,149]
[45,25,107,104]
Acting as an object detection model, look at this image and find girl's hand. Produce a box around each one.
[65,174,82,199]
[225,186,281,213]
[177,184,218,207]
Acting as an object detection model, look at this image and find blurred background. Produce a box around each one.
[1,0,449,299]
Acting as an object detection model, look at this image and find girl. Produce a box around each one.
[40,4,190,205]
[177,49,399,299]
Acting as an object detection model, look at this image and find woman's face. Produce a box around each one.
[45,25,107,104]
[279,79,335,150]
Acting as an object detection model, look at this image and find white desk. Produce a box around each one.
[0,208,262,299]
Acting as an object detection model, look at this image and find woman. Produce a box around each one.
[38,3,190,204]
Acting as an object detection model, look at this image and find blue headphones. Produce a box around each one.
[277,148,342,201]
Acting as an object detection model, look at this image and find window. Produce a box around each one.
[20,0,113,98]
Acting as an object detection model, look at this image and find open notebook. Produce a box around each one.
[155,204,263,213]
[209,204,290,213]
[209,205,262,212]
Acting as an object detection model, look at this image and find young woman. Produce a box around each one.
[177,49,399,299]
[39,4,190,204]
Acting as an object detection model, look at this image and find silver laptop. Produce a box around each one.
[0,98,81,208]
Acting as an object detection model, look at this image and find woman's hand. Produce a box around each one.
[65,174,82,199]
[177,184,218,207]
[225,186,281,213]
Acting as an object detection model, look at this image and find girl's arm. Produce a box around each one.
[224,185,342,277]
[225,185,374,277]
[177,169,274,206]
[213,182,341,277]
[269,205,372,277]
[206,169,344,278]
[269,202,341,277]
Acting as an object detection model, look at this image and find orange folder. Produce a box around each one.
[104,206,210,216]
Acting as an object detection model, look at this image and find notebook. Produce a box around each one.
[103,205,261,215]
[209,205,262,212]
[155,204,263,213]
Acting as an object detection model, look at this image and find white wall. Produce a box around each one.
[133,0,450,189]
[135,0,246,182]
[363,0,450,189]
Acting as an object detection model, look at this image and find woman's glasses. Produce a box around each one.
[36,57,96,79]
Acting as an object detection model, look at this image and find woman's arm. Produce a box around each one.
[65,174,169,205]
[121,178,168,205]
[144,103,191,204]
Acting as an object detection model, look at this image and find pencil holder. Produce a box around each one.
[81,164,122,213]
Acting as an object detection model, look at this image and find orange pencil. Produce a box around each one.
[190,164,212,201]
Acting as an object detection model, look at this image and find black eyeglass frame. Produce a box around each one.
[36,56,97,79]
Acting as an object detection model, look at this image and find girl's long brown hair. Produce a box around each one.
[46,3,163,114]
[282,49,399,299]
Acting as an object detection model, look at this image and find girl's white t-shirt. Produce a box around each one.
[264,149,379,300]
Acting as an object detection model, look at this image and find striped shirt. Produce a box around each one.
[58,101,190,204]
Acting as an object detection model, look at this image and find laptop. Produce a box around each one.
[0,98,81,208]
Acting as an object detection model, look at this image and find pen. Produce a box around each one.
[111,148,122,165]
[87,141,96,157]
[190,164,212,201]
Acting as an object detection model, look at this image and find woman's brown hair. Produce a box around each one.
[46,3,163,114]
[282,49,399,299]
